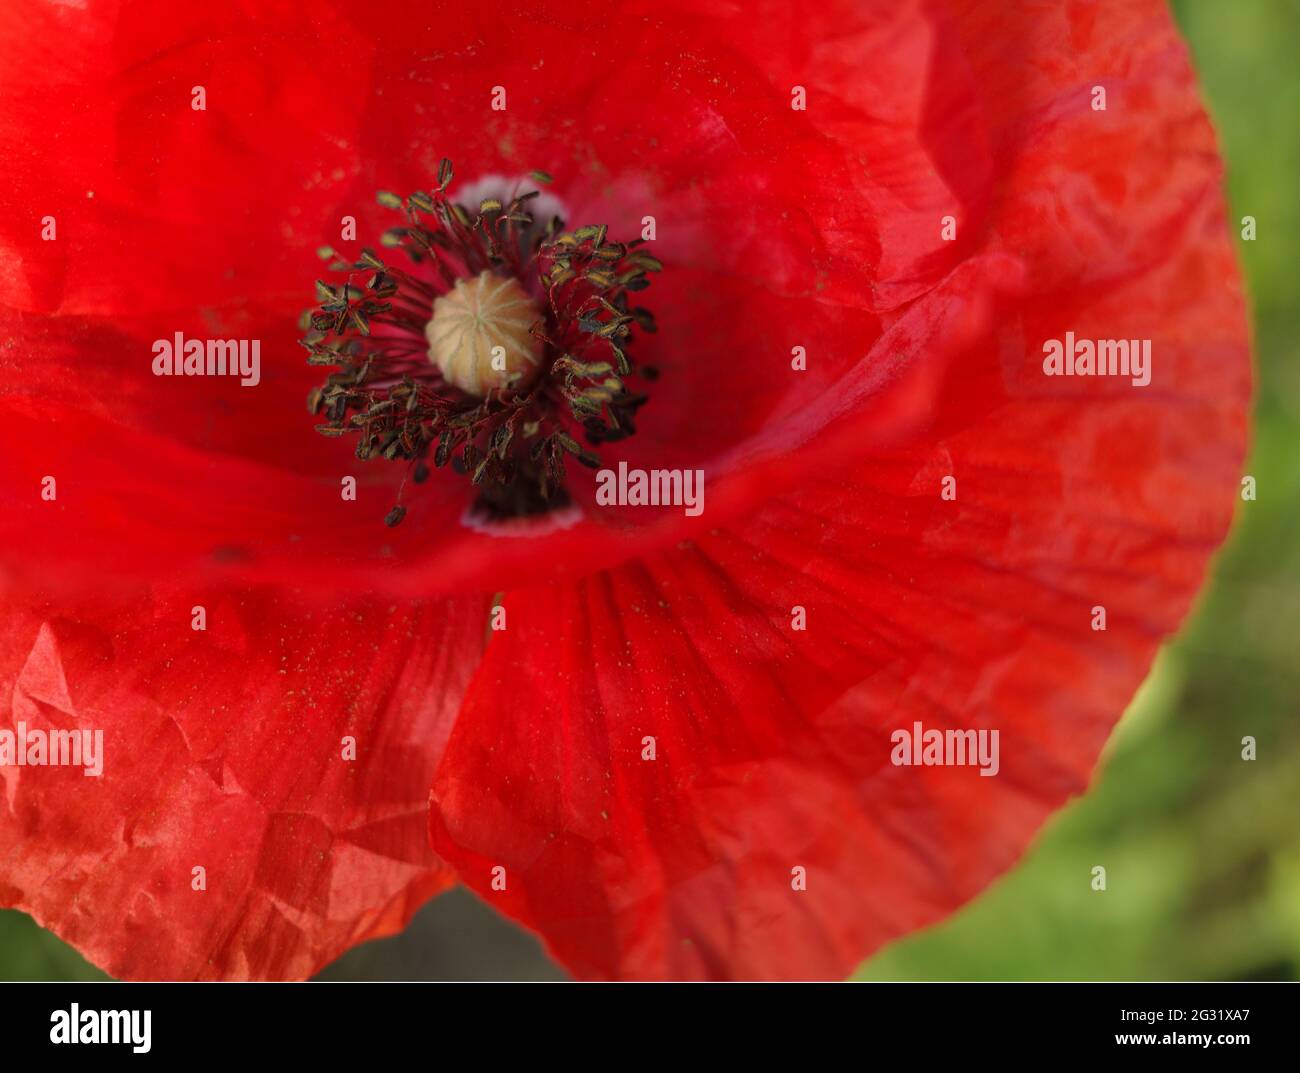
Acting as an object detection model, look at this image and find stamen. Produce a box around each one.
[301,158,659,524]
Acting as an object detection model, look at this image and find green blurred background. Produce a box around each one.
[2,0,1296,981]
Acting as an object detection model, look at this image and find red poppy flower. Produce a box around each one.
[0,0,1249,980]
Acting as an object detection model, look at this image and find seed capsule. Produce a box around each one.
[425,270,543,395]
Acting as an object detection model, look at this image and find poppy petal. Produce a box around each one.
[426,54,1250,975]
[430,367,1243,980]
[0,0,1011,593]
[0,581,490,979]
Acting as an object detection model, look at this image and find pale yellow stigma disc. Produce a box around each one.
[425,270,543,395]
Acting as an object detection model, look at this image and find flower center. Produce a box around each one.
[425,270,543,395]
[301,159,660,527]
